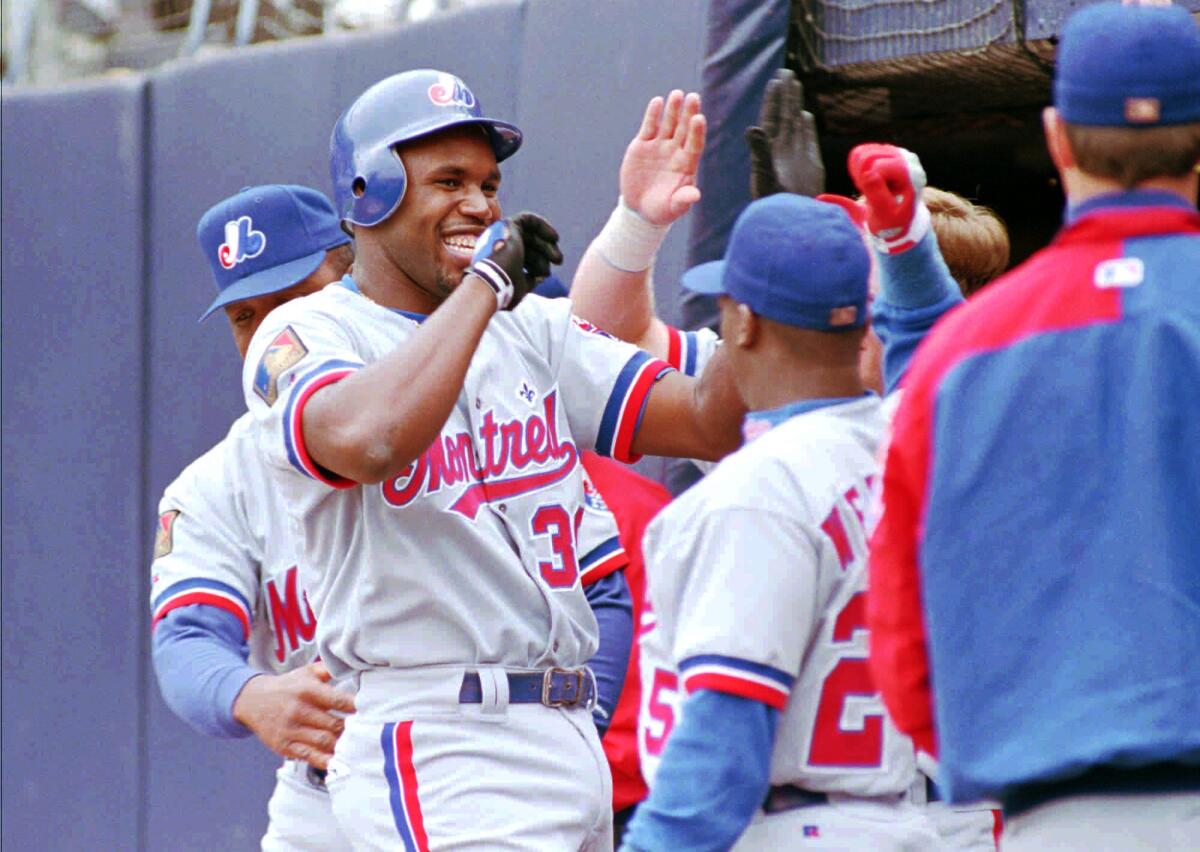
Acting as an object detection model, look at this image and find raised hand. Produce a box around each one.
[620,90,706,226]
[232,661,356,770]
[746,69,825,199]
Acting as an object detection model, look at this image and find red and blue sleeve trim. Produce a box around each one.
[151,578,253,640]
[665,327,702,376]
[679,654,794,710]
[595,350,674,463]
[283,359,362,488]
[580,535,628,583]
[382,721,430,852]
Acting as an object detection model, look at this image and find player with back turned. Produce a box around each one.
[869,4,1200,849]
[240,69,745,849]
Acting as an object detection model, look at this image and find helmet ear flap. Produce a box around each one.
[345,140,408,228]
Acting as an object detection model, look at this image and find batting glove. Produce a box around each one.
[745,68,825,199]
[847,143,930,255]
[468,213,562,311]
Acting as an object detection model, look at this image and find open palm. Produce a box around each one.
[620,90,706,227]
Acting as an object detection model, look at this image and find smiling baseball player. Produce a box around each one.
[239,69,744,849]
[151,184,356,850]
[152,183,636,849]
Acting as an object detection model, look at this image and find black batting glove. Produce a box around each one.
[745,68,825,199]
[511,212,564,288]
[468,219,528,311]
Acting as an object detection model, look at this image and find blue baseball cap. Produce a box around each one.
[196,184,350,321]
[1054,2,1200,127]
[681,194,870,331]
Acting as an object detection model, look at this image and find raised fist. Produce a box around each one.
[847,144,930,254]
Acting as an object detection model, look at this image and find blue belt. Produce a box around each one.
[458,668,594,708]
[927,777,942,802]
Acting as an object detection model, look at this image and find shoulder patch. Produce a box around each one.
[254,325,308,405]
[570,315,614,339]
[154,509,180,559]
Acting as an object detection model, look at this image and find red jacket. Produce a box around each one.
[581,453,673,812]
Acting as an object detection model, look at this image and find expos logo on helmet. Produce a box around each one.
[217,215,267,270]
[427,72,477,110]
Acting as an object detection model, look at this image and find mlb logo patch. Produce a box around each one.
[803,825,821,838]
[254,325,309,406]
[1094,257,1144,289]
[1124,97,1161,125]
[154,510,180,560]
[581,470,610,512]
[828,305,858,327]
[570,315,614,339]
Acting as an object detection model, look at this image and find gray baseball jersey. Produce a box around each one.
[151,413,317,673]
[642,395,921,797]
[241,280,671,681]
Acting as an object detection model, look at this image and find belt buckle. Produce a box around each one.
[541,667,585,708]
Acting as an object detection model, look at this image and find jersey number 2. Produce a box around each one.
[530,504,581,588]
[808,591,884,767]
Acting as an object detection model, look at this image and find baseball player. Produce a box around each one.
[868,5,1200,849]
[151,184,356,850]
[621,194,943,852]
[239,69,745,850]
[153,182,638,848]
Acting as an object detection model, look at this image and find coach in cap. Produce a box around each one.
[868,3,1200,848]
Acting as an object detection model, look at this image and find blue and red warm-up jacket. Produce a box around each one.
[868,190,1200,807]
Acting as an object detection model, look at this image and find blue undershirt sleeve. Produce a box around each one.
[584,569,634,736]
[872,230,965,393]
[621,690,779,852]
[152,605,261,739]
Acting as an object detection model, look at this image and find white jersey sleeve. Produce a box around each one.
[241,292,367,488]
[663,325,721,378]
[150,414,320,674]
[150,418,261,641]
[520,297,675,463]
[651,503,817,711]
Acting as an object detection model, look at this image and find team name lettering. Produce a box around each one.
[266,565,317,663]
[382,391,578,520]
[820,478,873,571]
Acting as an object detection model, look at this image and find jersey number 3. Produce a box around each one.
[808,591,884,767]
[530,504,582,588]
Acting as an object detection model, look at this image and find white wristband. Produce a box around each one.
[468,259,514,311]
[873,201,931,255]
[593,197,671,273]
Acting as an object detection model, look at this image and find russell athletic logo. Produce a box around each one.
[428,73,477,110]
[218,215,267,270]
[382,390,577,520]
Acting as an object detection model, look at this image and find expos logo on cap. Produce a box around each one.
[217,215,268,269]
[427,72,478,110]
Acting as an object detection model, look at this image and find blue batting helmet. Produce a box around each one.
[330,69,523,228]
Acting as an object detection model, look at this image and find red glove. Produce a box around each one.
[847,144,930,254]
